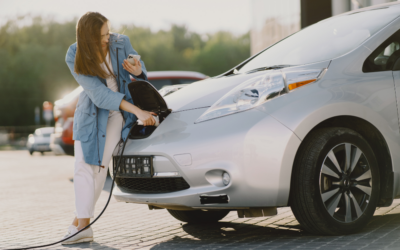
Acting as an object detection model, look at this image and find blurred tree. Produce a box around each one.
[193,31,250,76]
[0,16,250,126]
[0,16,77,126]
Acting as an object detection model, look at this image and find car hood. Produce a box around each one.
[164,72,266,112]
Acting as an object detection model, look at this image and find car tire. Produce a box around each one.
[167,209,230,223]
[290,127,380,235]
[29,150,33,155]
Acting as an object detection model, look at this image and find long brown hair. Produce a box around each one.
[74,12,113,79]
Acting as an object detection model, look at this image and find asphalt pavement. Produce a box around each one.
[1,150,400,250]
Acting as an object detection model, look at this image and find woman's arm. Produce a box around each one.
[119,99,156,126]
[122,35,148,80]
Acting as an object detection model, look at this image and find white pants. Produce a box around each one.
[74,111,123,218]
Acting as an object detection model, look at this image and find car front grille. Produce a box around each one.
[113,155,190,194]
[114,155,153,178]
[115,177,190,194]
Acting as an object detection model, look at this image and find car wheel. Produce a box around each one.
[290,127,380,235]
[29,150,33,155]
[40,151,44,155]
[167,209,230,223]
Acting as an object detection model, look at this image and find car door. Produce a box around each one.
[363,29,400,129]
[391,40,400,126]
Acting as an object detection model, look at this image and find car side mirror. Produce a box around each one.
[393,57,400,71]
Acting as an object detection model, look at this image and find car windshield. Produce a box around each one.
[238,6,400,73]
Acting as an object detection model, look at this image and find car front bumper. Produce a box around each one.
[31,143,51,152]
[113,107,301,208]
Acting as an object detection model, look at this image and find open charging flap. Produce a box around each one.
[127,80,172,139]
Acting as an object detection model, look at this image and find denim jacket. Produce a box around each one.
[65,33,147,166]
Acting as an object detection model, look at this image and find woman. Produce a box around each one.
[62,12,156,244]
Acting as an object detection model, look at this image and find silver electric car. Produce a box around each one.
[112,3,400,235]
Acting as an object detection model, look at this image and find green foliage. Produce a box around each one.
[193,32,250,76]
[0,16,250,126]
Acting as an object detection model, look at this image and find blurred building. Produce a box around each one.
[251,0,399,55]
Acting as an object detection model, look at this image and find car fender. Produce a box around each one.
[257,78,400,203]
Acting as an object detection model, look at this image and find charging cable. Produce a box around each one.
[5,124,136,250]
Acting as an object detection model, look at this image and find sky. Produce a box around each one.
[0,0,253,35]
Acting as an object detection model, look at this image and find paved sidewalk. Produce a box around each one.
[1,150,400,250]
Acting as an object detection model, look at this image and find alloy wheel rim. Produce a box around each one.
[319,143,372,223]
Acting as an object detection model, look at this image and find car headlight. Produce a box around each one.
[195,69,325,123]
[28,135,35,144]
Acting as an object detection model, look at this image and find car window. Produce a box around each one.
[170,79,196,85]
[238,6,400,73]
[179,79,198,84]
[363,30,400,72]
[149,78,199,89]
[149,79,172,90]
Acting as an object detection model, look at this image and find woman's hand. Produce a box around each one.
[119,99,157,126]
[122,58,142,76]
[136,109,158,126]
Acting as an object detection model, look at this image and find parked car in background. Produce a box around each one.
[159,84,189,97]
[26,127,54,155]
[50,71,207,156]
[147,71,207,89]
[50,87,81,155]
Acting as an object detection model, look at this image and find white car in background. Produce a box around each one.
[158,84,189,97]
[26,127,54,155]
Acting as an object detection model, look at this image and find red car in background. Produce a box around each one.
[50,71,208,156]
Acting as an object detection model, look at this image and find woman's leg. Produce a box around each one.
[92,111,124,205]
[73,140,97,229]
[72,111,123,229]
[72,217,78,227]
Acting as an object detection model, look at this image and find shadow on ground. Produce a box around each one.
[149,214,400,249]
[150,222,310,249]
[103,176,113,192]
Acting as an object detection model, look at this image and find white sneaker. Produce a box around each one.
[61,225,93,245]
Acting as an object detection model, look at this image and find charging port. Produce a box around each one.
[127,80,172,139]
